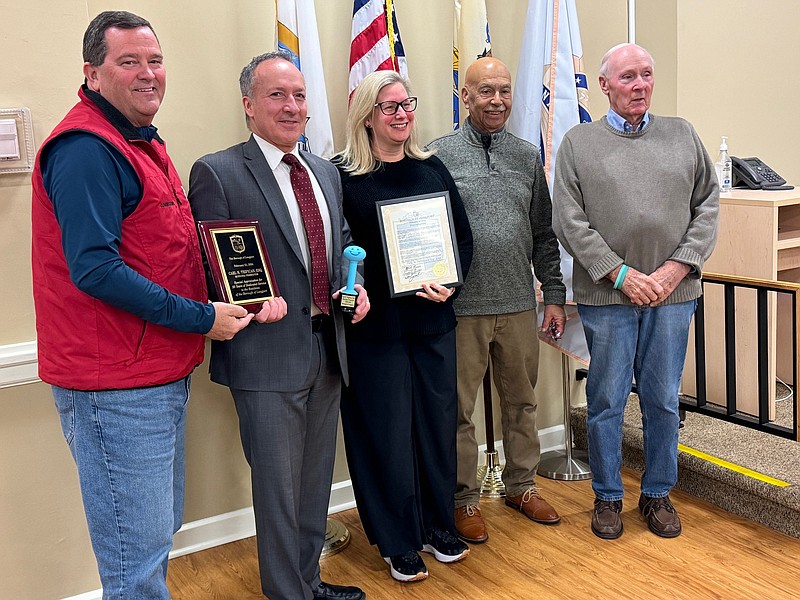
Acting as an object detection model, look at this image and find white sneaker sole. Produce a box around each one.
[382,557,429,582]
[421,544,470,563]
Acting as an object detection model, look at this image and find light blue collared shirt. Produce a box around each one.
[606,108,650,133]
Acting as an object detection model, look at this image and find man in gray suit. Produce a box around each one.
[188,52,369,600]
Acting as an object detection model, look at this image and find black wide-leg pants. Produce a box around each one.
[341,329,459,557]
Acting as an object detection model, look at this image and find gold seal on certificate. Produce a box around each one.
[197,220,279,313]
[376,192,464,297]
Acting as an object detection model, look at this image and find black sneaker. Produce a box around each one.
[383,550,428,582]
[422,527,470,563]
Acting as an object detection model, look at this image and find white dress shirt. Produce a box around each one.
[252,134,333,316]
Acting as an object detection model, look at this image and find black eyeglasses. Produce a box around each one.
[373,97,418,115]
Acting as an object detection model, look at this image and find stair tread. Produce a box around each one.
[570,400,800,537]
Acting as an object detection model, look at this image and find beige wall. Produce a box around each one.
[4,1,796,598]
[637,0,800,182]
[636,0,678,115]
[676,0,800,180]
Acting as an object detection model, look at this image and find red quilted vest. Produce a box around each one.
[32,88,207,390]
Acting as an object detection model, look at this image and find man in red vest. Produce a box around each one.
[31,11,260,598]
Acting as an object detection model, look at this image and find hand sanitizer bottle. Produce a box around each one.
[716,136,732,192]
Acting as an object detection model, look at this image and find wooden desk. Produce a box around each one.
[683,188,800,417]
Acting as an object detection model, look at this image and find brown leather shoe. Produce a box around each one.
[454,504,488,543]
[639,494,682,538]
[591,498,623,539]
[505,488,561,524]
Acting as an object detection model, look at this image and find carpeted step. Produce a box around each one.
[570,399,800,538]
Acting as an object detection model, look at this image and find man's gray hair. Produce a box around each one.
[598,43,654,77]
[83,11,156,66]
[239,50,294,97]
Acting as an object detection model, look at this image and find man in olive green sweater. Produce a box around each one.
[553,43,719,540]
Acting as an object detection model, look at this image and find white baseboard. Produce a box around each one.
[169,506,255,560]
[538,423,566,454]
[60,591,103,600]
[59,590,103,600]
[165,428,566,564]
[329,477,358,513]
[58,420,566,599]
[169,479,359,560]
[61,483,360,600]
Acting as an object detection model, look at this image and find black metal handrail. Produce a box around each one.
[684,272,800,441]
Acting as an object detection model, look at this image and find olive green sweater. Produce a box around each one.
[552,115,719,306]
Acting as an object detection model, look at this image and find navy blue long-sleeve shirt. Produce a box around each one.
[40,92,215,334]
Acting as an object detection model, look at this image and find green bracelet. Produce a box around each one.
[613,265,629,289]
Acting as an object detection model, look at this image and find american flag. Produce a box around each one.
[349,0,408,98]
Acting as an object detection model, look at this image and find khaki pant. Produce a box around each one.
[455,310,541,506]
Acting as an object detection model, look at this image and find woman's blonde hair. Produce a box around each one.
[339,70,432,175]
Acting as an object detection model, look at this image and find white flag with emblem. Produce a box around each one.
[276,0,334,158]
[508,0,591,364]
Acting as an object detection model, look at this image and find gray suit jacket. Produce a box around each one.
[188,135,351,391]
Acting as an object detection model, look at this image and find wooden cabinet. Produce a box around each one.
[683,189,800,417]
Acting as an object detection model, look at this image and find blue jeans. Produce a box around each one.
[578,302,696,501]
[53,377,190,599]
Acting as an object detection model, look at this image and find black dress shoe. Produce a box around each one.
[313,581,366,600]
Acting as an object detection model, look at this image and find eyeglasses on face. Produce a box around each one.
[373,96,418,115]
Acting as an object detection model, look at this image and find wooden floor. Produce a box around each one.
[167,468,800,599]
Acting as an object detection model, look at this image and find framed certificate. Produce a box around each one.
[196,220,279,313]
[376,191,464,297]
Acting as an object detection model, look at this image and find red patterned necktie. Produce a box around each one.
[282,153,330,315]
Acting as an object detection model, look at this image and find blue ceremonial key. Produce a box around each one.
[340,245,366,314]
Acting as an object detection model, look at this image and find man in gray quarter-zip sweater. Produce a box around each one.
[430,57,567,545]
[553,43,719,541]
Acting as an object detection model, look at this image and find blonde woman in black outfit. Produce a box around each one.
[335,71,473,584]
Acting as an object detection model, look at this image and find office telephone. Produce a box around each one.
[731,156,793,190]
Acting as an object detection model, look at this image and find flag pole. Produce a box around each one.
[627,0,636,43]
[538,352,591,480]
[321,519,351,558]
[386,0,398,69]
[277,0,344,555]
[477,362,505,497]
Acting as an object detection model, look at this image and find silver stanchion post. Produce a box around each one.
[477,362,505,497]
[538,353,591,480]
